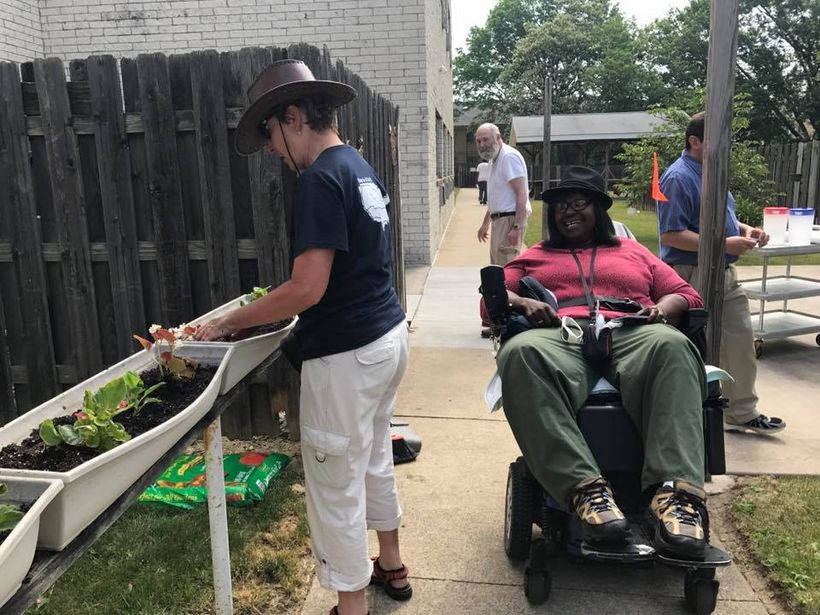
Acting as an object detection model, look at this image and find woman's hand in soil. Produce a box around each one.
[193,316,238,341]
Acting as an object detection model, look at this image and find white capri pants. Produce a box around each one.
[299,322,409,592]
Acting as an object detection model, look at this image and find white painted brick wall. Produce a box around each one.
[0,0,453,265]
[0,0,45,63]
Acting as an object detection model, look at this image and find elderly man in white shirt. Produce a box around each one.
[475,123,531,265]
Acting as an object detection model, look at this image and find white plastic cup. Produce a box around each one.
[788,208,814,246]
[763,207,789,244]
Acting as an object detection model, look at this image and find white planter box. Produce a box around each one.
[0,345,231,551]
[187,295,297,394]
[0,476,63,607]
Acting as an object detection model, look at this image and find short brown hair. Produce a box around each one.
[273,96,337,132]
[685,112,705,150]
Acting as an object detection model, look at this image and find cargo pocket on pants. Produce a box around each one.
[301,424,351,489]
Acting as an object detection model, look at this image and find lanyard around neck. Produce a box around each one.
[570,246,597,315]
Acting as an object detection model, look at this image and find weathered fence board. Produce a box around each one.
[761,141,820,220]
[0,300,14,423]
[35,58,104,380]
[1,45,404,438]
[87,56,147,358]
[0,62,59,411]
[137,53,193,326]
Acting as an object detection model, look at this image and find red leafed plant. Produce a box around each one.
[134,324,199,380]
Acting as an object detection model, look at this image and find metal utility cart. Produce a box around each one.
[739,242,820,358]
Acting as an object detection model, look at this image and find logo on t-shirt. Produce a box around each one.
[358,178,390,229]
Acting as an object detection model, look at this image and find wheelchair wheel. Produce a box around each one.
[684,569,719,614]
[524,568,551,605]
[504,459,536,561]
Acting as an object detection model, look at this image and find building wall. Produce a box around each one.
[423,0,455,261]
[0,0,45,63]
[1,0,455,265]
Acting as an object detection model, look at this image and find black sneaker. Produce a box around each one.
[650,480,708,559]
[725,414,786,435]
[571,476,629,544]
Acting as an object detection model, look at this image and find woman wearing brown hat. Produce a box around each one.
[195,60,410,615]
[481,166,715,561]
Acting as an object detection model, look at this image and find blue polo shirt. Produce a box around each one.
[657,150,740,266]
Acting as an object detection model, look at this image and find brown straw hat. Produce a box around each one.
[234,59,356,155]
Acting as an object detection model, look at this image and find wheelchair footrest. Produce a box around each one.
[656,544,732,569]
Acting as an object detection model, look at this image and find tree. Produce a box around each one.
[453,0,664,121]
[646,0,820,142]
[617,94,780,226]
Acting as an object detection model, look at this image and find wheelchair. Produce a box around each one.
[480,265,732,615]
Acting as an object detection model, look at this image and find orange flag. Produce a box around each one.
[651,152,668,202]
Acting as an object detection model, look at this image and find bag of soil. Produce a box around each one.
[139,452,290,509]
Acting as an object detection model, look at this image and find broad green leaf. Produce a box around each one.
[57,424,83,447]
[109,422,131,443]
[39,419,63,446]
[122,371,142,390]
[0,505,24,532]
[95,377,128,412]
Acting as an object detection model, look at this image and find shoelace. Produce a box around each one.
[578,481,616,513]
[658,490,702,528]
[749,415,774,428]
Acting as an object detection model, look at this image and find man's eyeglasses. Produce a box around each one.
[555,199,592,214]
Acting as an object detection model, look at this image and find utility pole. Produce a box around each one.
[541,74,552,239]
[699,0,740,362]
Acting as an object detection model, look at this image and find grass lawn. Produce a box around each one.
[731,476,820,615]
[526,198,820,266]
[29,460,311,615]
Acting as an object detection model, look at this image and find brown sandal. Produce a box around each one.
[370,556,413,601]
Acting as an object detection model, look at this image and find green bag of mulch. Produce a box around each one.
[139,452,290,509]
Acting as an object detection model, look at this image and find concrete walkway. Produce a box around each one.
[301,188,820,614]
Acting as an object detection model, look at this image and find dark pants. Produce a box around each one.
[477,181,487,204]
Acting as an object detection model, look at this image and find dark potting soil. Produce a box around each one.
[0,500,33,546]
[231,318,292,341]
[0,365,217,474]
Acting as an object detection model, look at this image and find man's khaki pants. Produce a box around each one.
[673,264,759,424]
[490,215,526,265]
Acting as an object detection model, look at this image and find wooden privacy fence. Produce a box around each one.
[761,141,820,216]
[0,44,404,437]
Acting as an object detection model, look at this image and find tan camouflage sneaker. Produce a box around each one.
[571,476,629,543]
[650,480,708,559]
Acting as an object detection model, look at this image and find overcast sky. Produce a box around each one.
[451,0,693,53]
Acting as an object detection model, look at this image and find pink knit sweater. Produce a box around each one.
[482,239,703,321]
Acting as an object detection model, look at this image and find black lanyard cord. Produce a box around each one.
[570,246,597,317]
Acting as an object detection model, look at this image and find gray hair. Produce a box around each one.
[476,122,501,139]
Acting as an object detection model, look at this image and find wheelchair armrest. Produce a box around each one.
[676,308,708,361]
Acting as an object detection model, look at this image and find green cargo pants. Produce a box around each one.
[496,323,707,505]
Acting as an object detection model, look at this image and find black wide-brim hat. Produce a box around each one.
[234,59,357,155]
[541,165,613,210]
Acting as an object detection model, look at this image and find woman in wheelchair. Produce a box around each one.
[485,166,710,560]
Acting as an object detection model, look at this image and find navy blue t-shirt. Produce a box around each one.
[291,145,405,360]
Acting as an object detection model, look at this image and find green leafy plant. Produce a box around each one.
[38,371,163,452]
[134,325,199,380]
[0,483,25,533]
[240,286,270,306]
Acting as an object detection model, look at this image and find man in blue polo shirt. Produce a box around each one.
[657,112,786,436]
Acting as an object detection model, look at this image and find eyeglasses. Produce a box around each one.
[259,116,274,140]
[555,199,592,214]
